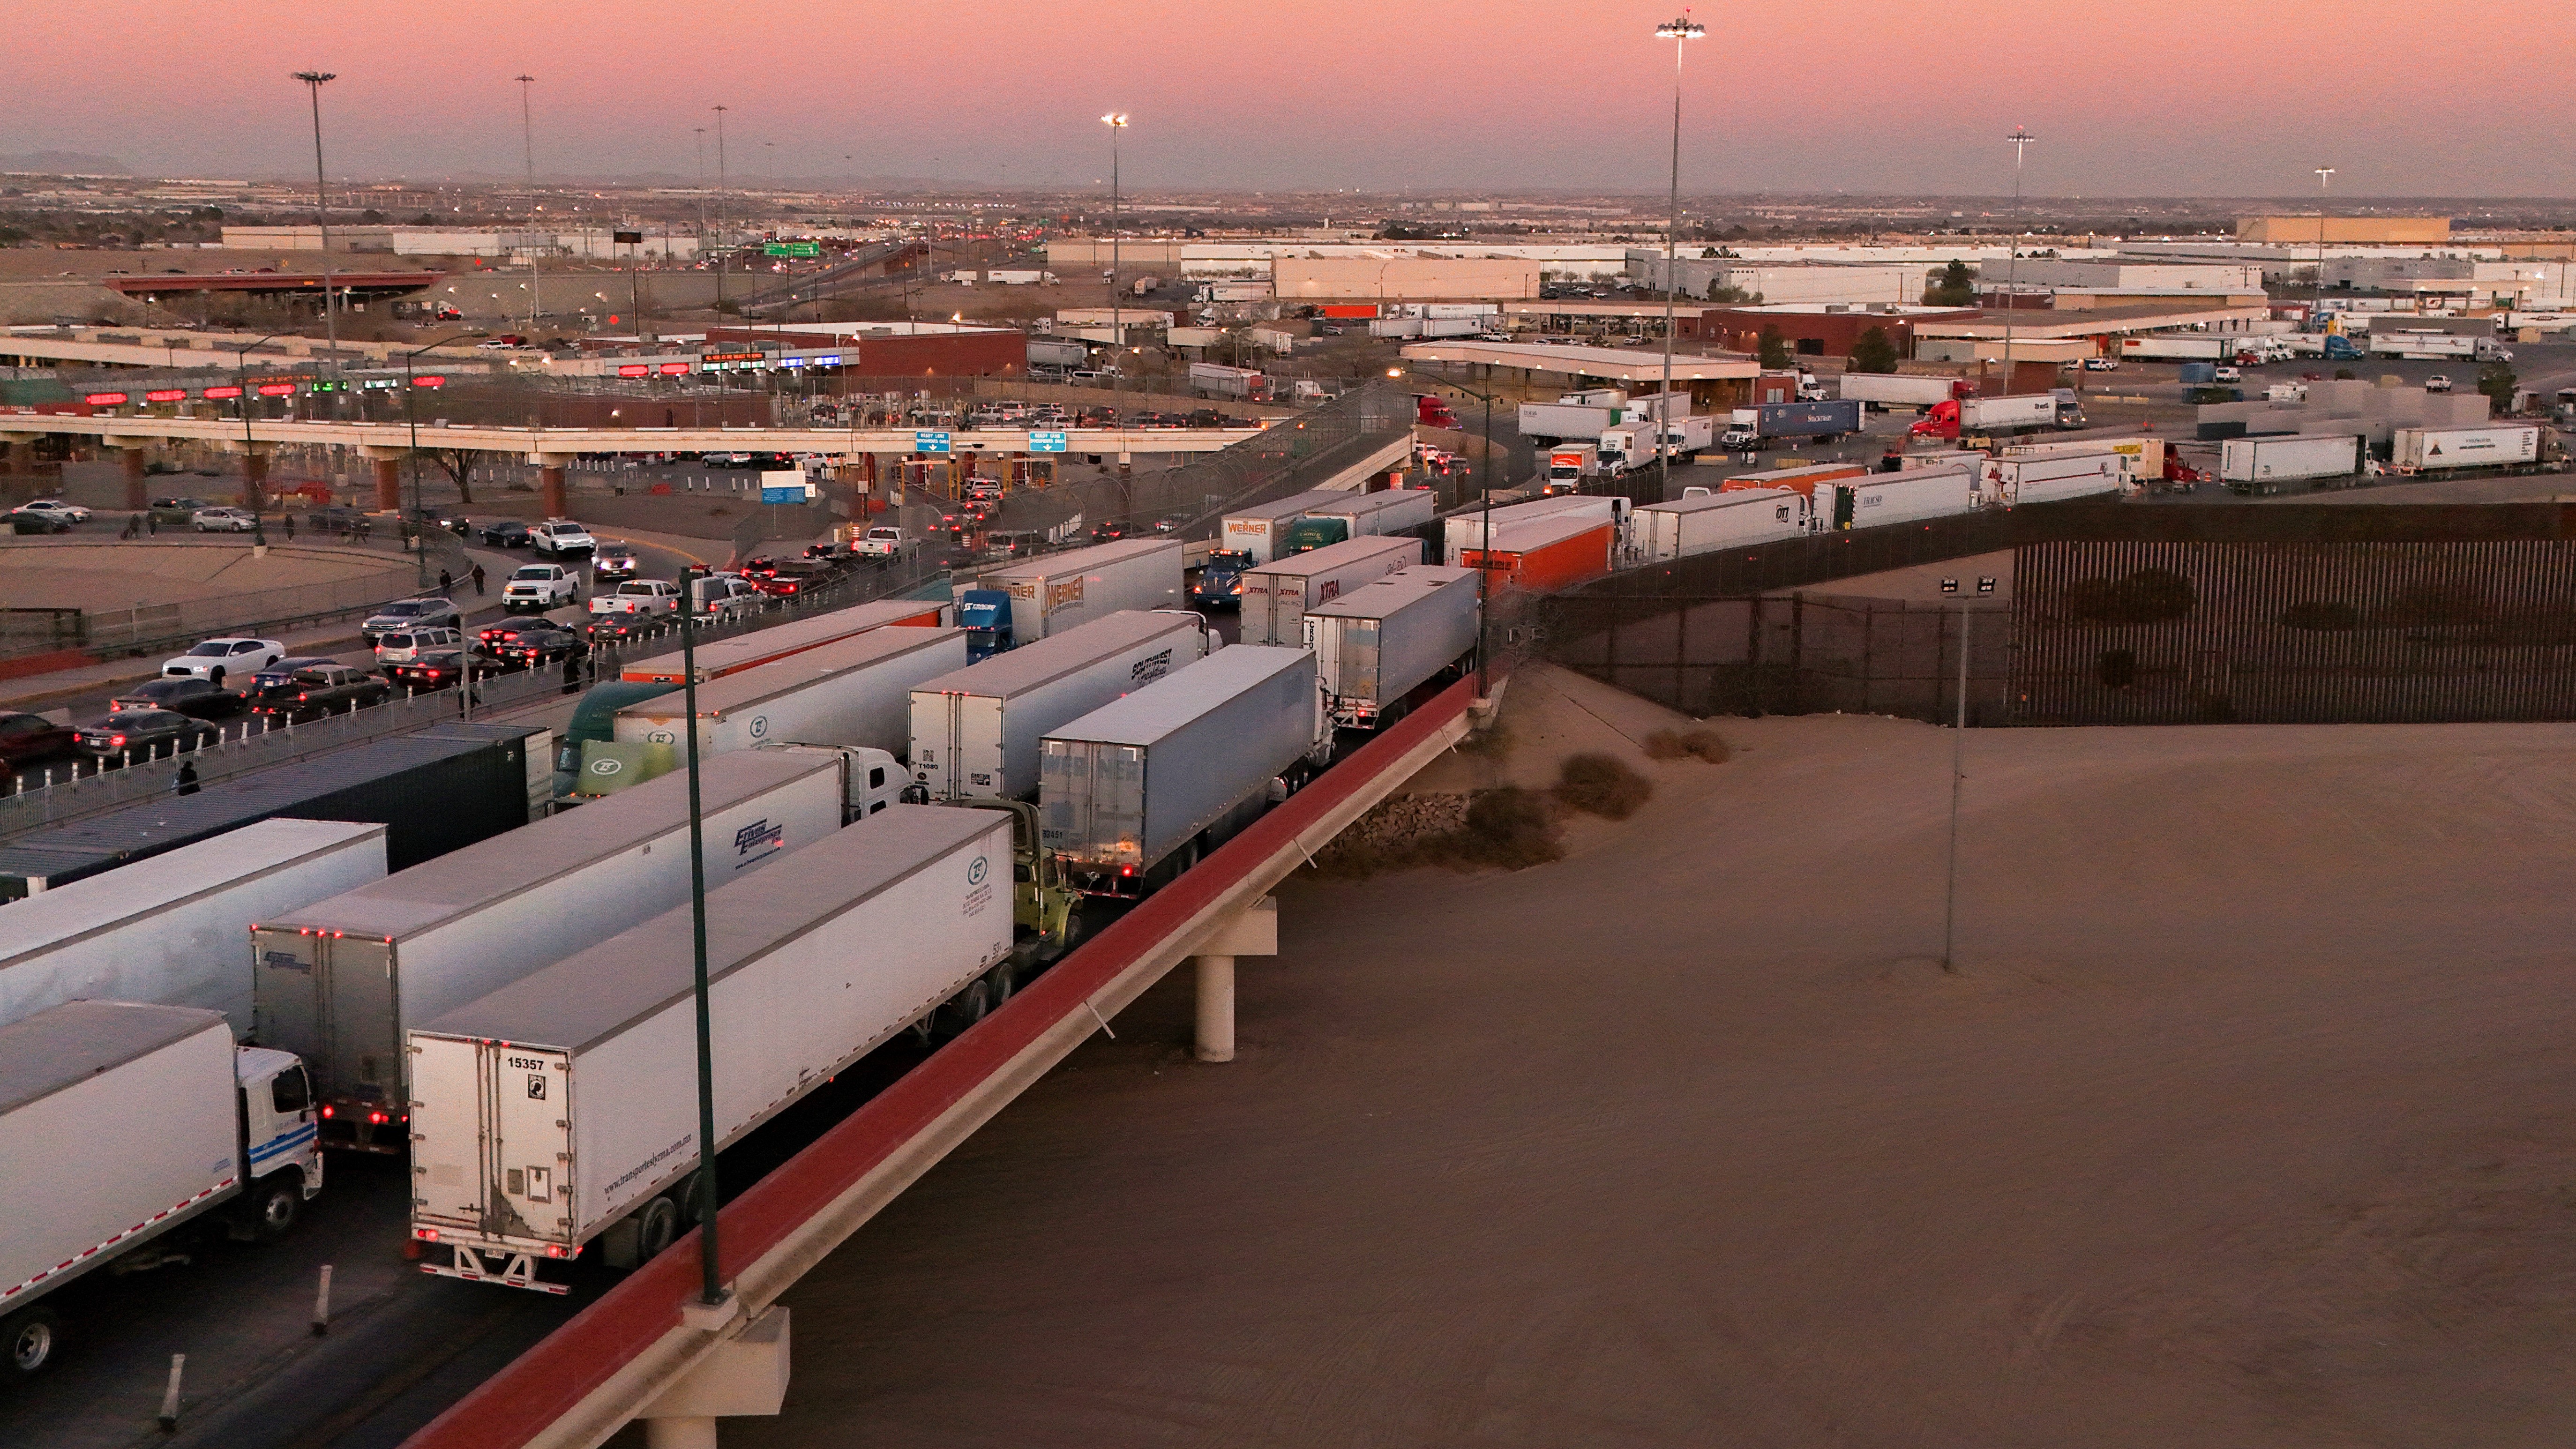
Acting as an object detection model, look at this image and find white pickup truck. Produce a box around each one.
[502,563,579,613]
[587,579,682,618]
[529,519,597,558]
[853,525,911,559]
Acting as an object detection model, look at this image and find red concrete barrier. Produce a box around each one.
[403,677,1479,1449]
[0,649,97,683]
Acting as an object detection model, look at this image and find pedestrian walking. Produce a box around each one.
[439,568,454,595]
[561,654,581,696]
[283,514,295,542]
[172,761,200,796]
[471,563,486,596]
[120,514,139,540]
[146,513,157,535]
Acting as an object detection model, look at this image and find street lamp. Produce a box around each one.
[235,332,285,514]
[514,75,537,187]
[712,105,731,314]
[2314,166,2336,336]
[2000,127,2037,396]
[403,332,470,590]
[291,72,339,375]
[1102,113,1128,403]
[1653,16,1703,506]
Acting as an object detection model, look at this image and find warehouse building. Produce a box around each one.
[2234,216,2451,245]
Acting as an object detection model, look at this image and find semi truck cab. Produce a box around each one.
[959,589,1014,660]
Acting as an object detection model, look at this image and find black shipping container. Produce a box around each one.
[0,724,545,899]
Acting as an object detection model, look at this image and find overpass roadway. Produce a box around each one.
[402,677,1483,1449]
[0,413,1268,515]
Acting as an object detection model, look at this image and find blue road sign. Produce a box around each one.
[1028,431,1068,452]
[915,430,952,454]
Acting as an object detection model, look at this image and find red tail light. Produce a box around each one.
[367,1111,388,1125]
[320,1104,334,1118]
[110,734,126,747]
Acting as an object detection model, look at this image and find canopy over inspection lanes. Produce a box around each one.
[0,413,1268,460]
[1396,340,1764,384]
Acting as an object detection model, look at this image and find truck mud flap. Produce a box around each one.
[419,1245,570,1295]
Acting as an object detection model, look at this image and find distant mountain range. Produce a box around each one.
[0,151,131,176]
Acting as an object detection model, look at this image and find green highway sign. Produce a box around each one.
[764,241,822,259]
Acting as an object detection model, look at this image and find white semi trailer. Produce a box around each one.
[0,819,385,1034]
[1303,566,1481,728]
[409,807,1016,1293]
[0,1001,322,1375]
[249,750,848,1151]
[908,610,1211,803]
[1239,535,1423,646]
[614,625,967,766]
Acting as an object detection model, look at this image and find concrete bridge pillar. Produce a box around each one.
[240,451,270,511]
[118,446,149,510]
[373,457,403,512]
[529,453,572,517]
[635,1306,789,1449]
[1192,897,1278,1064]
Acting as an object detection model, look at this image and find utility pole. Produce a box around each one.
[1101,113,1128,409]
[514,75,537,186]
[291,72,338,374]
[1653,16,1703,508]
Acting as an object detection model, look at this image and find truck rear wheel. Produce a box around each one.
[637,1196,679,1260]
[2,1307,59,1379]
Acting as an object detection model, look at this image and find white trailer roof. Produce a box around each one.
[1048,644,1310,749]
[1221,490,1348,526]
[0,1000,225,1114]
[1240,534,1423,583]
[978,537,1181,589]
[260,751,836,942]
[645,626,963,720]
[912,610,1198,700]
[1306,566,1477,621]
[0,819,383,971]
[417,805,1003,1052]
[1640,488,1795,517]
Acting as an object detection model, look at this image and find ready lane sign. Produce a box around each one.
[915,431,952,454]
[1028,431,1068,452]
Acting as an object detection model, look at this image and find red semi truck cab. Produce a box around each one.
[1414,394,1460,430]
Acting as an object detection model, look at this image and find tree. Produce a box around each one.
[1924,259,1977,306]
[1705,281,1757,304]
[1849,326,1900,374]
[1755,326,1793,371]
[428,448,478,506]
[2478,360,2519,414]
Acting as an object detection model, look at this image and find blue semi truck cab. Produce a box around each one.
[959,589,1014,660]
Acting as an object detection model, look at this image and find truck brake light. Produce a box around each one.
[320,1104,334,1118]
[413,1227,439,1241]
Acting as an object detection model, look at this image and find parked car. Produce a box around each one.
[14,499,90,523]
[149,496,217,526]
[2425,373,2453,393]
[2081,357,2120,371]
[108,677,249,721]
[592,543,643,582]
[7,507,73,534]
[361,597,463,644]
[529,518,596,557]
[372,626,463,664]
[478,518,534,548]
[494,625,589,669]
[73,709,218,761]
[191,507,260,533]
[0,711,78,765]
[382,650,492,693]
[248,664,390,721]
[303,505,369,536]
[160,637,285,685]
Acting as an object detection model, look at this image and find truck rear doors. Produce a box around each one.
[409,1034,575,1268]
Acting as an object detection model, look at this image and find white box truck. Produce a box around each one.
[1978,452,2126,507]
[1303,565,1480,728]
[1441,495,1629,566]
[615,626,967,764]
[2219,433,2364,493]
[908,610,1210,802]
[1547,441,1607,489]
[409,807,1016,1293]
[1595,421,1657,476]
[1516,400,1624,442]
[2390,423,2541,473]
[1633,489,1812,561]
[962,538,1185,646]
[1820,464,1980,530]
[1240,535,1424,646]
[0,819,385,1034]
[621,598,950,686]
[250,750,847,1150]
[1041,645,1327,897]
[0,1001,322,1374]
[1219,490,1348,566]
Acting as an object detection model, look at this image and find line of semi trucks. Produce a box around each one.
[0,529,1493,1361]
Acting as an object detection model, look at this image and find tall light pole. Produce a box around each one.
[1101,113,1128,404]
[713,105,731,314]
[2000,127,2036,396]
[2314,166,2336,337]
[514,75,537,186]
[1653,17,1702,507]
[291,72,338,373]
[402,333,468,590]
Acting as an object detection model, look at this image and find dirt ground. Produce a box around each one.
[735,681,2576,1448]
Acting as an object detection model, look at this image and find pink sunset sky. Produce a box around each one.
[7,0,2570,196]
